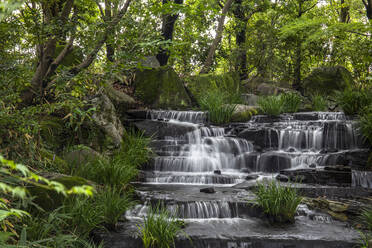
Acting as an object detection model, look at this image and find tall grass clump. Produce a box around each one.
[281,92,302,113]
[359,106,372,146]
[311,94,328,111]
[335,87,372,115]
[255,180,302,223]
[138,204,184,248]
[199,88,237,124]
[74,130,151,188]
[257,95,283,116]
[361,207,372,231]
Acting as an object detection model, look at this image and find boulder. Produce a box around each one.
[302,66,353,96]
[90,94,124,147]
[230,104,258,122]
[134,67,191,109]
[238,128,279,149]
[257,152,291,172]
[276,174,289,182]
[256,83,292,96]
[133,120,196,140]
[64,146,102,168]
[140,56,161,68]
[104,83,136,115]
[241,93,259,106]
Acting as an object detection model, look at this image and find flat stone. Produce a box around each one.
[245,174,259,181]
[276,174,289,182]
[200,187,216,194]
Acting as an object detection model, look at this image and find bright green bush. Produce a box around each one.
[199,89,237,124]
[257,96,283,116]
[335,87,372,115]
[281,92,302,113]
[255,180,302,223]
[311,94,328,111]
[138,204,184,248]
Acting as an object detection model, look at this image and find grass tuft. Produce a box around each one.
[311,94,328,111]
[138,204,184,248]
[255,180,302,223]
[281,92,302,113]
[199,89,237,124]
[257,95,283,116]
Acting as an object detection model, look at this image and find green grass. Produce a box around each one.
[257,96,283,116]
[281,92,302,113]
[311,94,328,111]
[255,180,302,223]
[138,204,184,248]
[74,130,151,188]
[199,89,237,124]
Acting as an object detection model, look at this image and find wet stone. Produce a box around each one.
[200,187,216,194]
[214,170,222,175]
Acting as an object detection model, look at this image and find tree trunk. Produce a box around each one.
[200,0,234,74]
[339,0,350,23]
[292,0,303,92]
[362,0,372,20]
[105,0,115,62]
[233,0,248,80]
[156,0,183,66]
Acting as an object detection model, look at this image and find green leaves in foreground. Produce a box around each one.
[138,204,184,248]
[255,180,302,224]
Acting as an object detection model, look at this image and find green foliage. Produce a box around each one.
[257,96,283,116]
[361,208,372,231]
[311,94,328,111]
[281,92,302,113]
[0,156,93,245]
[359,106,372,146]
[199,89,237,124]
[357,230,371,248]
[66,187,134,235]
[74,130,151,188]
[335,87,372,115]
[138,204,184,248]
[255,180,302,223]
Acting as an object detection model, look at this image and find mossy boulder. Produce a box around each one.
[28,174,92,211]
[134,67,191,109]
[64,145,102,169]
[186,72,240,102]
[230,105,258,122]
[39,116,68,150]
[104,83,136,116]
[302,66,353,96]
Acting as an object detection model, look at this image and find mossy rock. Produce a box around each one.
[64,145,102,170]
[40,148,69,172]
[230,105,258,122]
[28,174,92,211]
[134,67,191,109]
[302,66,353,96]
[186,72,240,102]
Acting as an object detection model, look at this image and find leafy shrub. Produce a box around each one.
[257,96,283,116]
[74,130,151,188]
[311,94,328,111]
[67,187,134,234]
[138,204,184,248]
[199,89,237,124]
[335,87,372,115]
[359,106,372,146]
[281,92,302,113]
[255,180,302,223]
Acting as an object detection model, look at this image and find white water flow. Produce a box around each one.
[146,110,254,185]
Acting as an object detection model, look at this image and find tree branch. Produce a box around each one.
[302,1,318,14]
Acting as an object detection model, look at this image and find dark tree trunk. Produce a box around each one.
[156,0,183,66]
[362,0,372,20]
[233,0,248,80]
[105,0,115,62]
[339,0,350,23]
